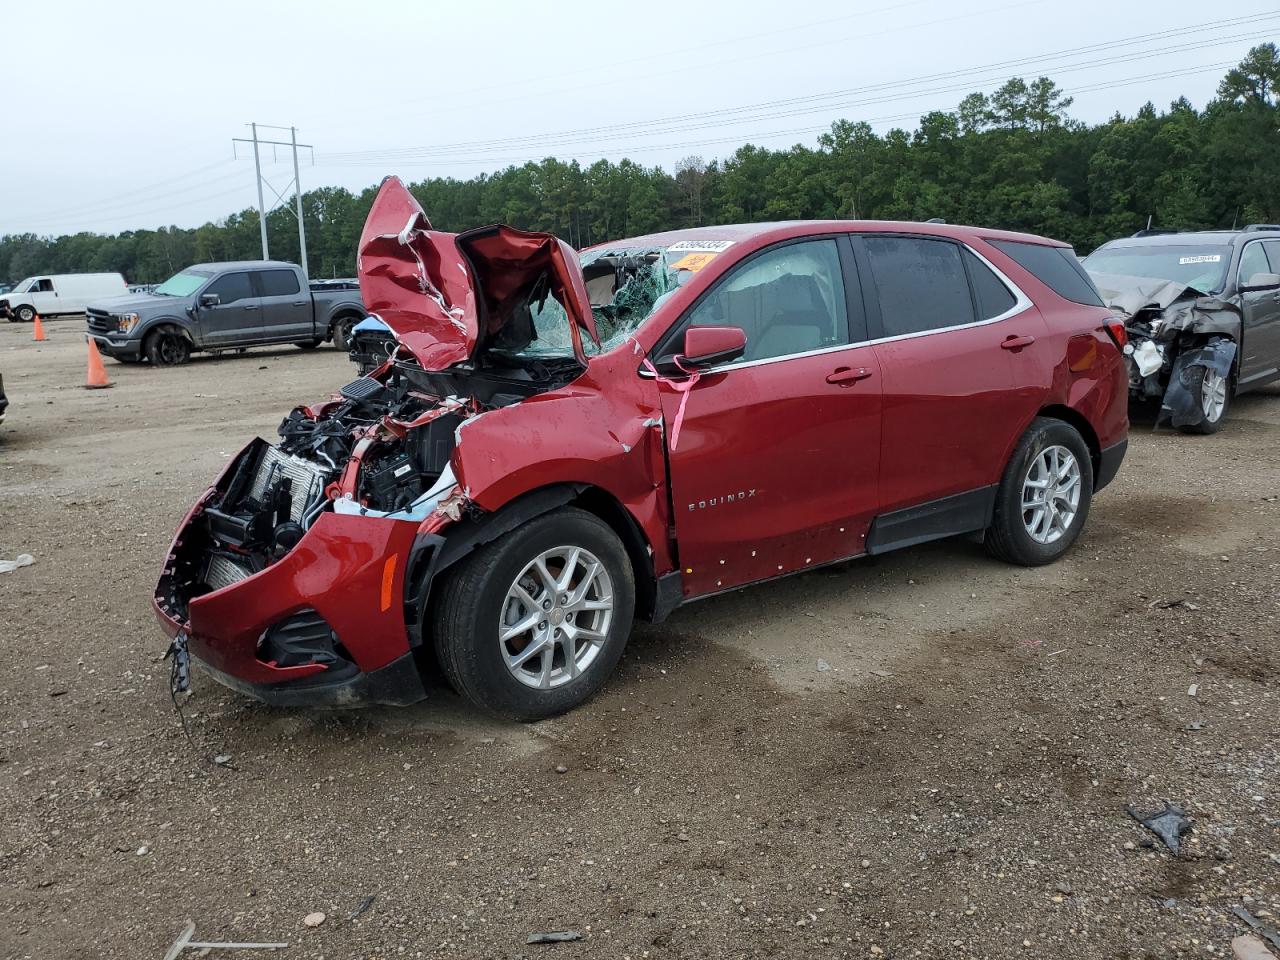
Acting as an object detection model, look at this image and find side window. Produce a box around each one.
[681,239,849,363]
[257,269,301,297]
[205,272,254,305]
[864,237,975,337]
[34,279,54,293]
[963,249,1018,320]
[1238,242,1272,284]
[988,239,1104,306]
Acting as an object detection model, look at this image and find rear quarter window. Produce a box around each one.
[988,239,1103,307]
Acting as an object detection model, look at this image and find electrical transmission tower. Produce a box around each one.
[231,123,314,279]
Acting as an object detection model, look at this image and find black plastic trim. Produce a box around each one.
[193,649,427,707]
[1094,439,1127,492]
[865,485,997,555]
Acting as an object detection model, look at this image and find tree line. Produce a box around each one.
[3,45,1278,285]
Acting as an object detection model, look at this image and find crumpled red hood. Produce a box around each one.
[357,176,597,369]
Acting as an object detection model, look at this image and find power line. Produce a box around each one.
[320,15,1275,163]
[306,59,1242,172]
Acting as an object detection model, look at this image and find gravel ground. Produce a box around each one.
[0,318,1277,960]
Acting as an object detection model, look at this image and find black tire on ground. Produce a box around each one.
[332,317,356,351]
[985,417,1094,567]
[15,305,36,323]
[145,328,191,366]
[1177,364,1232,435]
[296,339,321,350]
[431,506,636,720]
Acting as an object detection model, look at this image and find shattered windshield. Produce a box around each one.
[1084,245,1231,294]
[154,269,212,297]
[492,246,694,360]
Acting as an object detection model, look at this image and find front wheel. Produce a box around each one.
[1178,365,1231,435]
[985,417,1094,567]
[15,305,36,323]
[332,317,355,351]
[146,329,191,366]
[432,507,635,720]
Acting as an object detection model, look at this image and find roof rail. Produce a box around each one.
[1242,224,1280,232]
[1130,228,1178,237]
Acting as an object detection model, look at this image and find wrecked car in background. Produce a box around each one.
[153,176,1129,719]
[1084,225,1280,433]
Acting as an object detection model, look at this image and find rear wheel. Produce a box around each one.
[296,339,321,350]
[146,328,191,366]
[1178,365,1231,435]
[985,417,1094,566]
[15,305,35,323]
[432,507,635,720]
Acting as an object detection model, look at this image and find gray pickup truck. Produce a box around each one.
[85,261,367,366]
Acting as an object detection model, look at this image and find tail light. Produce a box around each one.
[1103,318,1128,349]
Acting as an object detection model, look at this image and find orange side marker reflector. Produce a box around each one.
[380,555,399,612]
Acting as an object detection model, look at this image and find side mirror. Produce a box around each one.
[676,325,747,369]
[199,293,221,307]
[1240,272,1280,293]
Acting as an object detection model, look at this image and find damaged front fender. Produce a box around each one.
[1160,337,1237,429]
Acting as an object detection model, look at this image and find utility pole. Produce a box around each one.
[250,123,269,260]
[232,123,314,274]
[290,126,309,280]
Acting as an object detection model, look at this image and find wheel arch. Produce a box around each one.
[142,319,195,344]
[404,482,670,665]
[328,307,365,337]
[1035,404,1100,486]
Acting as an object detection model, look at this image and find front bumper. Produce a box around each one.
[89,333,143,361]
[153,488,428,707]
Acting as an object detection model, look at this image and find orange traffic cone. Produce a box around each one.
[85,338,113,390]
[32,314,46,342]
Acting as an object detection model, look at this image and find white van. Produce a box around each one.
[1,273,128,322]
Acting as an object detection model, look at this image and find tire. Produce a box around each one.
[985,417,1094,567]
[296,339,321,350]
[332,316,356,351]
[15,305,35,323]
[432,507,635,720]
[145,328,191,366]
[1178,364,1231,435]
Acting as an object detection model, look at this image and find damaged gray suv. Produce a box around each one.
[1084,225,1280,433]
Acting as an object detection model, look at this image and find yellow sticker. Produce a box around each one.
[670,252,718,272]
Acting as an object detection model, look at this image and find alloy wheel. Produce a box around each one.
[499,545,614,690]
[1022,445,1082,545]
[1201,369,1228,423]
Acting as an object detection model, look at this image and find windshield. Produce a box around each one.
[489,245,694,360]
[1084,244,1231,294]
[153,269,212,297]
[10,278,33,294]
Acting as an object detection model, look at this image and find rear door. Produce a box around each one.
[255,268,313,343]
[198,271,263,345]
[657,235,883,597]
[854,234,1044,534]
[1238,240,1280,386]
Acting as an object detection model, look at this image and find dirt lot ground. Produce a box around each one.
[0,317,1277,960]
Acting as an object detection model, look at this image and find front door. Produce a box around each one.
[656,237,882,598]
[29,279,58,316]
[255,268,313,342]
[198,272,262,346]
[1238,240,1280,387]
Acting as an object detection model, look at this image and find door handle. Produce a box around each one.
[1000,334,1036,350]
[292,300,306,306]
[242,303,259,311]
[826,366,873,385]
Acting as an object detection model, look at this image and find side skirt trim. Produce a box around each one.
[865,485,997,556]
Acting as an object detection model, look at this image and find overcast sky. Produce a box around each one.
[2,0,1274,237]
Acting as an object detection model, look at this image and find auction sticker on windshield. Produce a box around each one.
[1178,255,1222,265]
[670,252,718,272]
[667,240,735,253]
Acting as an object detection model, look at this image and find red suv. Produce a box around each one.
[154,177,1129,719]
